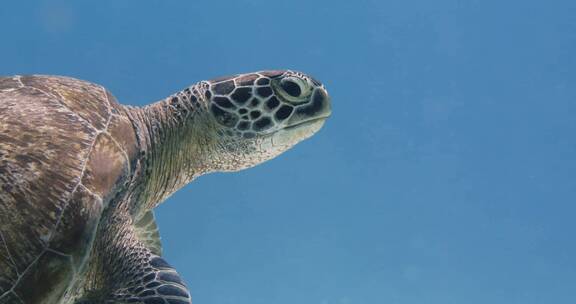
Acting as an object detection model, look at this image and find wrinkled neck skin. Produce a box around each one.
[127,82,220,215]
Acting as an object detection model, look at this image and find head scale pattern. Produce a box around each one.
[204,70,329,139]
[158,69,331,173]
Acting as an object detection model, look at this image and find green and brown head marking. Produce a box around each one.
[201,70,332,170]
[206,70,330,133]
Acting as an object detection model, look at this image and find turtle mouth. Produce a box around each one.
[283,115,330,131]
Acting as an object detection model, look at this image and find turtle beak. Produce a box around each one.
[286,86,331,128]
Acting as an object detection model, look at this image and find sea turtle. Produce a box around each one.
[0,70,331,304]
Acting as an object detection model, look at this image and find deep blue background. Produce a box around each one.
[2,1,576,303]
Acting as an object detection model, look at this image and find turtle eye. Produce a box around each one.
[276,76,310,103]
[280,79,302,97]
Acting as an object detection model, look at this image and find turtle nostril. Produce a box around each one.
[280,80,301,97]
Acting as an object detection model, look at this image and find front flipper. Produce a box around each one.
[109,255,191,304]
[76,212,191,304]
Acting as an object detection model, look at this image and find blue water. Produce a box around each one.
[2,1,576,303]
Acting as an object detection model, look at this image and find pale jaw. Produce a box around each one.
[271,117,327,149]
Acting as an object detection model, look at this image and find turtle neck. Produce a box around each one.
[125,82,219,215]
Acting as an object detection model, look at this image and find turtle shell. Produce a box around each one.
[0,75,138,303]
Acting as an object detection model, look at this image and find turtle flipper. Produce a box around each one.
[77,211,191,304]
[101,254,190,304]
[75,255,190,304]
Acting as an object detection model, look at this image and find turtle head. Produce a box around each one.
[203,70,331,171]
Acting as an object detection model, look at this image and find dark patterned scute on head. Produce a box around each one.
[256,86,273,98]
[253,117,273,131]
[231,87,252,105]
[260,70,284,78]
[211,80,235,95]
[256,77,270,86]
[265,96,280,110]
[236,74,259,86]
[0,76,135,302]
[214,96,236,109]
[275,105,294,121]
[237,121,250,130]
[211,105,239,127]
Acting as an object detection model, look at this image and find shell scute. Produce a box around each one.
[48,185,104,269]
[20,75,110,130]
[0,244,18,293]
[81,132,131,200]
[108,112,139,161]
[13,250,74,303]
